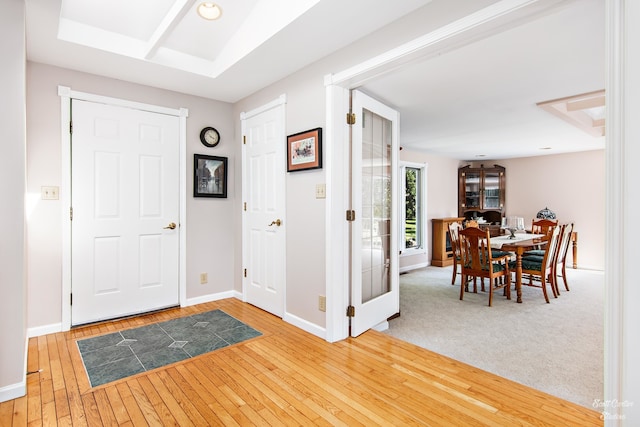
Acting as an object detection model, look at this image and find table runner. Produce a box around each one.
[490,233,546,249]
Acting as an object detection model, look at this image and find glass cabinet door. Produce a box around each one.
[482,171,501,209]
[464,171,481,209]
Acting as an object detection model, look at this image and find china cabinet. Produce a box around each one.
[458,164,505,232]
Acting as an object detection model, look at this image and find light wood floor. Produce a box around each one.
[1,298,602,426]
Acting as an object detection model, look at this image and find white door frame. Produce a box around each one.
[58,86,189,331]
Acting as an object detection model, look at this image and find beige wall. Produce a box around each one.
[500,150,605,270]
[399,150,460,270]
[0,0,27,400]
[26,62,237,330]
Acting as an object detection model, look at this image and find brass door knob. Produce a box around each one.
[268,219,282,227]
[164,222,177,230]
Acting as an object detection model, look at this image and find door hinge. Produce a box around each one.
[346,210,356,221]
[244,268,247,278]
[69,207,73,221]
[243,202,247,211]
[346,305,355,317]
[70,293,73,306]
[69,121,73,134]
[346,112,356,125]
[243,135,246,145]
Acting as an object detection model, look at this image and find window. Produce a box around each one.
[400,162,427,255]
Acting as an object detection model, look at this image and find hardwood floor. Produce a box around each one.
[1,298,602,426]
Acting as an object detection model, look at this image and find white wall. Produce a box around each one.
[0,0,27,402]
[26,62,237,330]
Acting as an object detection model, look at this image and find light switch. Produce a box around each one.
[315,183,326,199]
[41,186,59,200]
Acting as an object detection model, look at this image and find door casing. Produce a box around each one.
[58,86,188,331]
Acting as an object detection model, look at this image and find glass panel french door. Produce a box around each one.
[351,90,399,337]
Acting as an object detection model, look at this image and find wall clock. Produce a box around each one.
[200,126,220,147]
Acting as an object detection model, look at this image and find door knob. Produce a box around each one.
[268,219,282,227]
[164,222,177,230]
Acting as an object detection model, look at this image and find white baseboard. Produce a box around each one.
[0,380,25,403]
[184,290,242,307]
[28,323,63,338]
[283,312,326,340]
[399,261,429,273]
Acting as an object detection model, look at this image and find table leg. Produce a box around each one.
[515,250,523,303]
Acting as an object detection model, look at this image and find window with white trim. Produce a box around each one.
[400,162,427,255]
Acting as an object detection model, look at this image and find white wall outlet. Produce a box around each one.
[315,183,326,199]
[41,186,59,200]
[200,273,208,284]
[318,295,326,312]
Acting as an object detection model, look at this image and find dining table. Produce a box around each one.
[490,233,547,303]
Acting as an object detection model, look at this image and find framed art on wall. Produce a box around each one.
[194,154,227,198]
[287,127,322,172]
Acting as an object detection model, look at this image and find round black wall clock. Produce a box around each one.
[200,126,220,147]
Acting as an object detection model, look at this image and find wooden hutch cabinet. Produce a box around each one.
[458,164,505,235]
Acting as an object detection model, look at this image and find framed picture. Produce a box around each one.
[194,154,227,198]
[287,127,322,172]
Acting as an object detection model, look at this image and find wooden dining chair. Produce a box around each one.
[531,218,558,235]
[448,221,463,286]
[525,218,559,257]
[553,222,575,293]
[511,224,561,303]
[458,227,511,306]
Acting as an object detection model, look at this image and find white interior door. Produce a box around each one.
[71,99,180,325]
[350,90,399,337]
[241,98,286,317]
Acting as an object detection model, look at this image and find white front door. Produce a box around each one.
[241,98,286,317]
[350,90,399,337]
[71,99,180,325]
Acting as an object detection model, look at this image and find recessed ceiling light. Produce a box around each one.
[197,2,222,20]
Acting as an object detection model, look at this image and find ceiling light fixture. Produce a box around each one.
[197,2,223,20]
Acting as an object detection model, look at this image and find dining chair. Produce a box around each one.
[531,218,558,235]
[448,221,463,286]
[554,222,575,293]
[458,227,511,306]
[510,224,561,303]
[524,218,559,257]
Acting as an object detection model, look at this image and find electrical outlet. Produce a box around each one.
[315,183,326,199]
[318,295,326,312]
[200,273,208,284]
[41,186,59,200]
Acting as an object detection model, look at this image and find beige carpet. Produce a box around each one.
[384,265,604,409]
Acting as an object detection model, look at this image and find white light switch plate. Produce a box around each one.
[315,183,326,199]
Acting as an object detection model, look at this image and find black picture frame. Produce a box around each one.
[287,127,322,172]
[194,154,227,198]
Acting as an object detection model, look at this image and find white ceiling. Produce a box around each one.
[24,0,605,160]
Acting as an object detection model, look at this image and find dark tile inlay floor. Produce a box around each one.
[77,309,262,387]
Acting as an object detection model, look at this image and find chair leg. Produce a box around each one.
[561,262,570,291]
[540,276,550,303]
[451,259,457,285]
[488,285,493,307]
[460,274,466,301]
